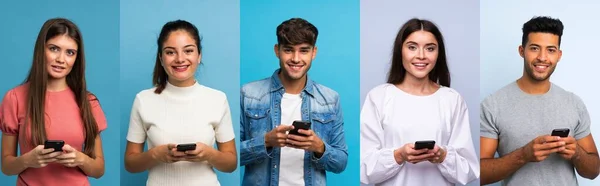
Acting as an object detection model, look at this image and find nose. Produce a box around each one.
[291,51,300,63]
[56,52,66,64]
[176,53,185,63]
[416,48,426,60]
[536,50,548,62]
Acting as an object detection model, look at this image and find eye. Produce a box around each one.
[407,45,417,51]
[529,46,539,51]
[283,48,293,53]
[165,51,175,55]
[66,50,76,56]
[300,49,309,54]
[184,49,194,54]
[49,46,59,52]
[548,48,557,53]
[426,47,436,52]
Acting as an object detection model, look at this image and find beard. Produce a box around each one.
[523,60,556,81]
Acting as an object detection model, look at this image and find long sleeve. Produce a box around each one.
[360,91,403,184]
[436,95,480,185]
[239,90,272,166]
[311,96,348,173]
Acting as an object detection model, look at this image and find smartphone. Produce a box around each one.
[551,128,570,137]
[414,140,436,150]
[176,143,197,152]
[44,140,64,152]
[288,120,311,136]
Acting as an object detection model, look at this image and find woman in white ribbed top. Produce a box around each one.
[123,20,237,186]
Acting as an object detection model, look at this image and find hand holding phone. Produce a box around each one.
[44,140,65,152]
[551,128,570,137]
[414,140,436,150]
[176,143,197,152]
[288,120,311,136]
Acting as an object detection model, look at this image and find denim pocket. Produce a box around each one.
[311,112,336,141]
[245,108,270,137]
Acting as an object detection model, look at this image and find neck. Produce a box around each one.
[47,78,68,92]
[278,72,306,94]
[168,78,196,87]
[396,74,438,96]
[517,75,551,94]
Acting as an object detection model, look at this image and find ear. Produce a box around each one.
[311,46,318,60]
[518,45,524,58]
[557,49,562,63]
[198,52,202,64]
[274,44,279,58]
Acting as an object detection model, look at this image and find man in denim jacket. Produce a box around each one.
[240,18,348,186]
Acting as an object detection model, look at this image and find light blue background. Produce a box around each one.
[240,0,360,185]
[481,0,600,185]
[360,0,480,185]
[120,0,240,185]
[0,1,120,185]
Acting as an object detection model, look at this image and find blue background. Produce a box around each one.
[240,0,360,185]
[0,1,120,185]
[120,0,240,185]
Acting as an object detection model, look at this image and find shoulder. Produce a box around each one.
[241,77,270,99]
[197,84,228,101]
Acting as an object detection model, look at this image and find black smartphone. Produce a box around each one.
[288,120,311,136]
[176,143,197,152]
[414,140,436,150]
[44,140,64,152]
[551,128,570,137]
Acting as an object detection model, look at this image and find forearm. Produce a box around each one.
[124,149,159,173]
[1,155,28,175]
[481,147,527,185]
[312,142,347,173]
[240,136,270,166]
[207,149,237,173]
[573,146,600,179]
[77,152,105,178]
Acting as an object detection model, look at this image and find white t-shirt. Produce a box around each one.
[360,84,479,186]
[126,81,235,186]
[278,93,305,186]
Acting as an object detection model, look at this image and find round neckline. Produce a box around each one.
[390,83,443,98]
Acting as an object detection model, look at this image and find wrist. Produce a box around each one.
[264,134,271,148]
[393,149,404,164]
[18,154,31,169]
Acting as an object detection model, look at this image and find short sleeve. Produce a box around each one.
[0,90,20,135]
[126,95,147,143]
[480,96,499,139]
[89,94,107,133]
[572,95,591,140]
[214,97,235,143]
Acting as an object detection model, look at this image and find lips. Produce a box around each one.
[287,63,304,72]
[412,62,429,70]
[172,65,190,72]
[533,63,550,72]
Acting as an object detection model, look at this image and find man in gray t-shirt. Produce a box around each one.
[480,16,600,186]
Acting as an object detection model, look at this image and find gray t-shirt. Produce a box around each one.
[480,81,591,186]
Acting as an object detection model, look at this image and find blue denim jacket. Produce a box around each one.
[240,69,348,186]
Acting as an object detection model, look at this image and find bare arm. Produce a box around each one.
[571,135,600,179]
[75,136,105,178]
[207,140,237,173]
[480,137,527,185]
[1,134,27,175]
[124,141,160,173]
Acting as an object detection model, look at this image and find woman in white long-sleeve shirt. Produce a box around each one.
[360,18,479,186]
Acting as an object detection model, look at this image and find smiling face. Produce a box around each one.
[275,43,317,82]
[160,30,201,86]
[45,34,78,81]
[519,32,562,81]
[401,30,439,81]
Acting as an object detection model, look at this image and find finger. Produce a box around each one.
[276,133,288,139]
[287,134,308,142]
[538,141,565,150]
[408,148,429,155]
[539,136,560,144]
[172,151,188,157]
[57,159,75,164]
[167,144,178,150]
[410,152,435,160]
[277,125,294,132]
[44,151,65,159]
[39,148,55,155]
[297,129,313,136]
[62,144,75,153]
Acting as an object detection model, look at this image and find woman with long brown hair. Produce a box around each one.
[0,18,106,186]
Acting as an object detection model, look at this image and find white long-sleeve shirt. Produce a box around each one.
[360,84,479,186]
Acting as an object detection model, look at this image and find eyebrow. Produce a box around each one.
[528,44,558,49]
[405,41,437,46]
[163,44,197,51]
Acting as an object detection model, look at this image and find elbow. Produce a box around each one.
[1,164,17,176]
[124,158,143,173]
[90,170,105,179]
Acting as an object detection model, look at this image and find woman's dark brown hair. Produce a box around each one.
[387,18,451,87]
[153,20,202,94]
[24,18,99,157]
